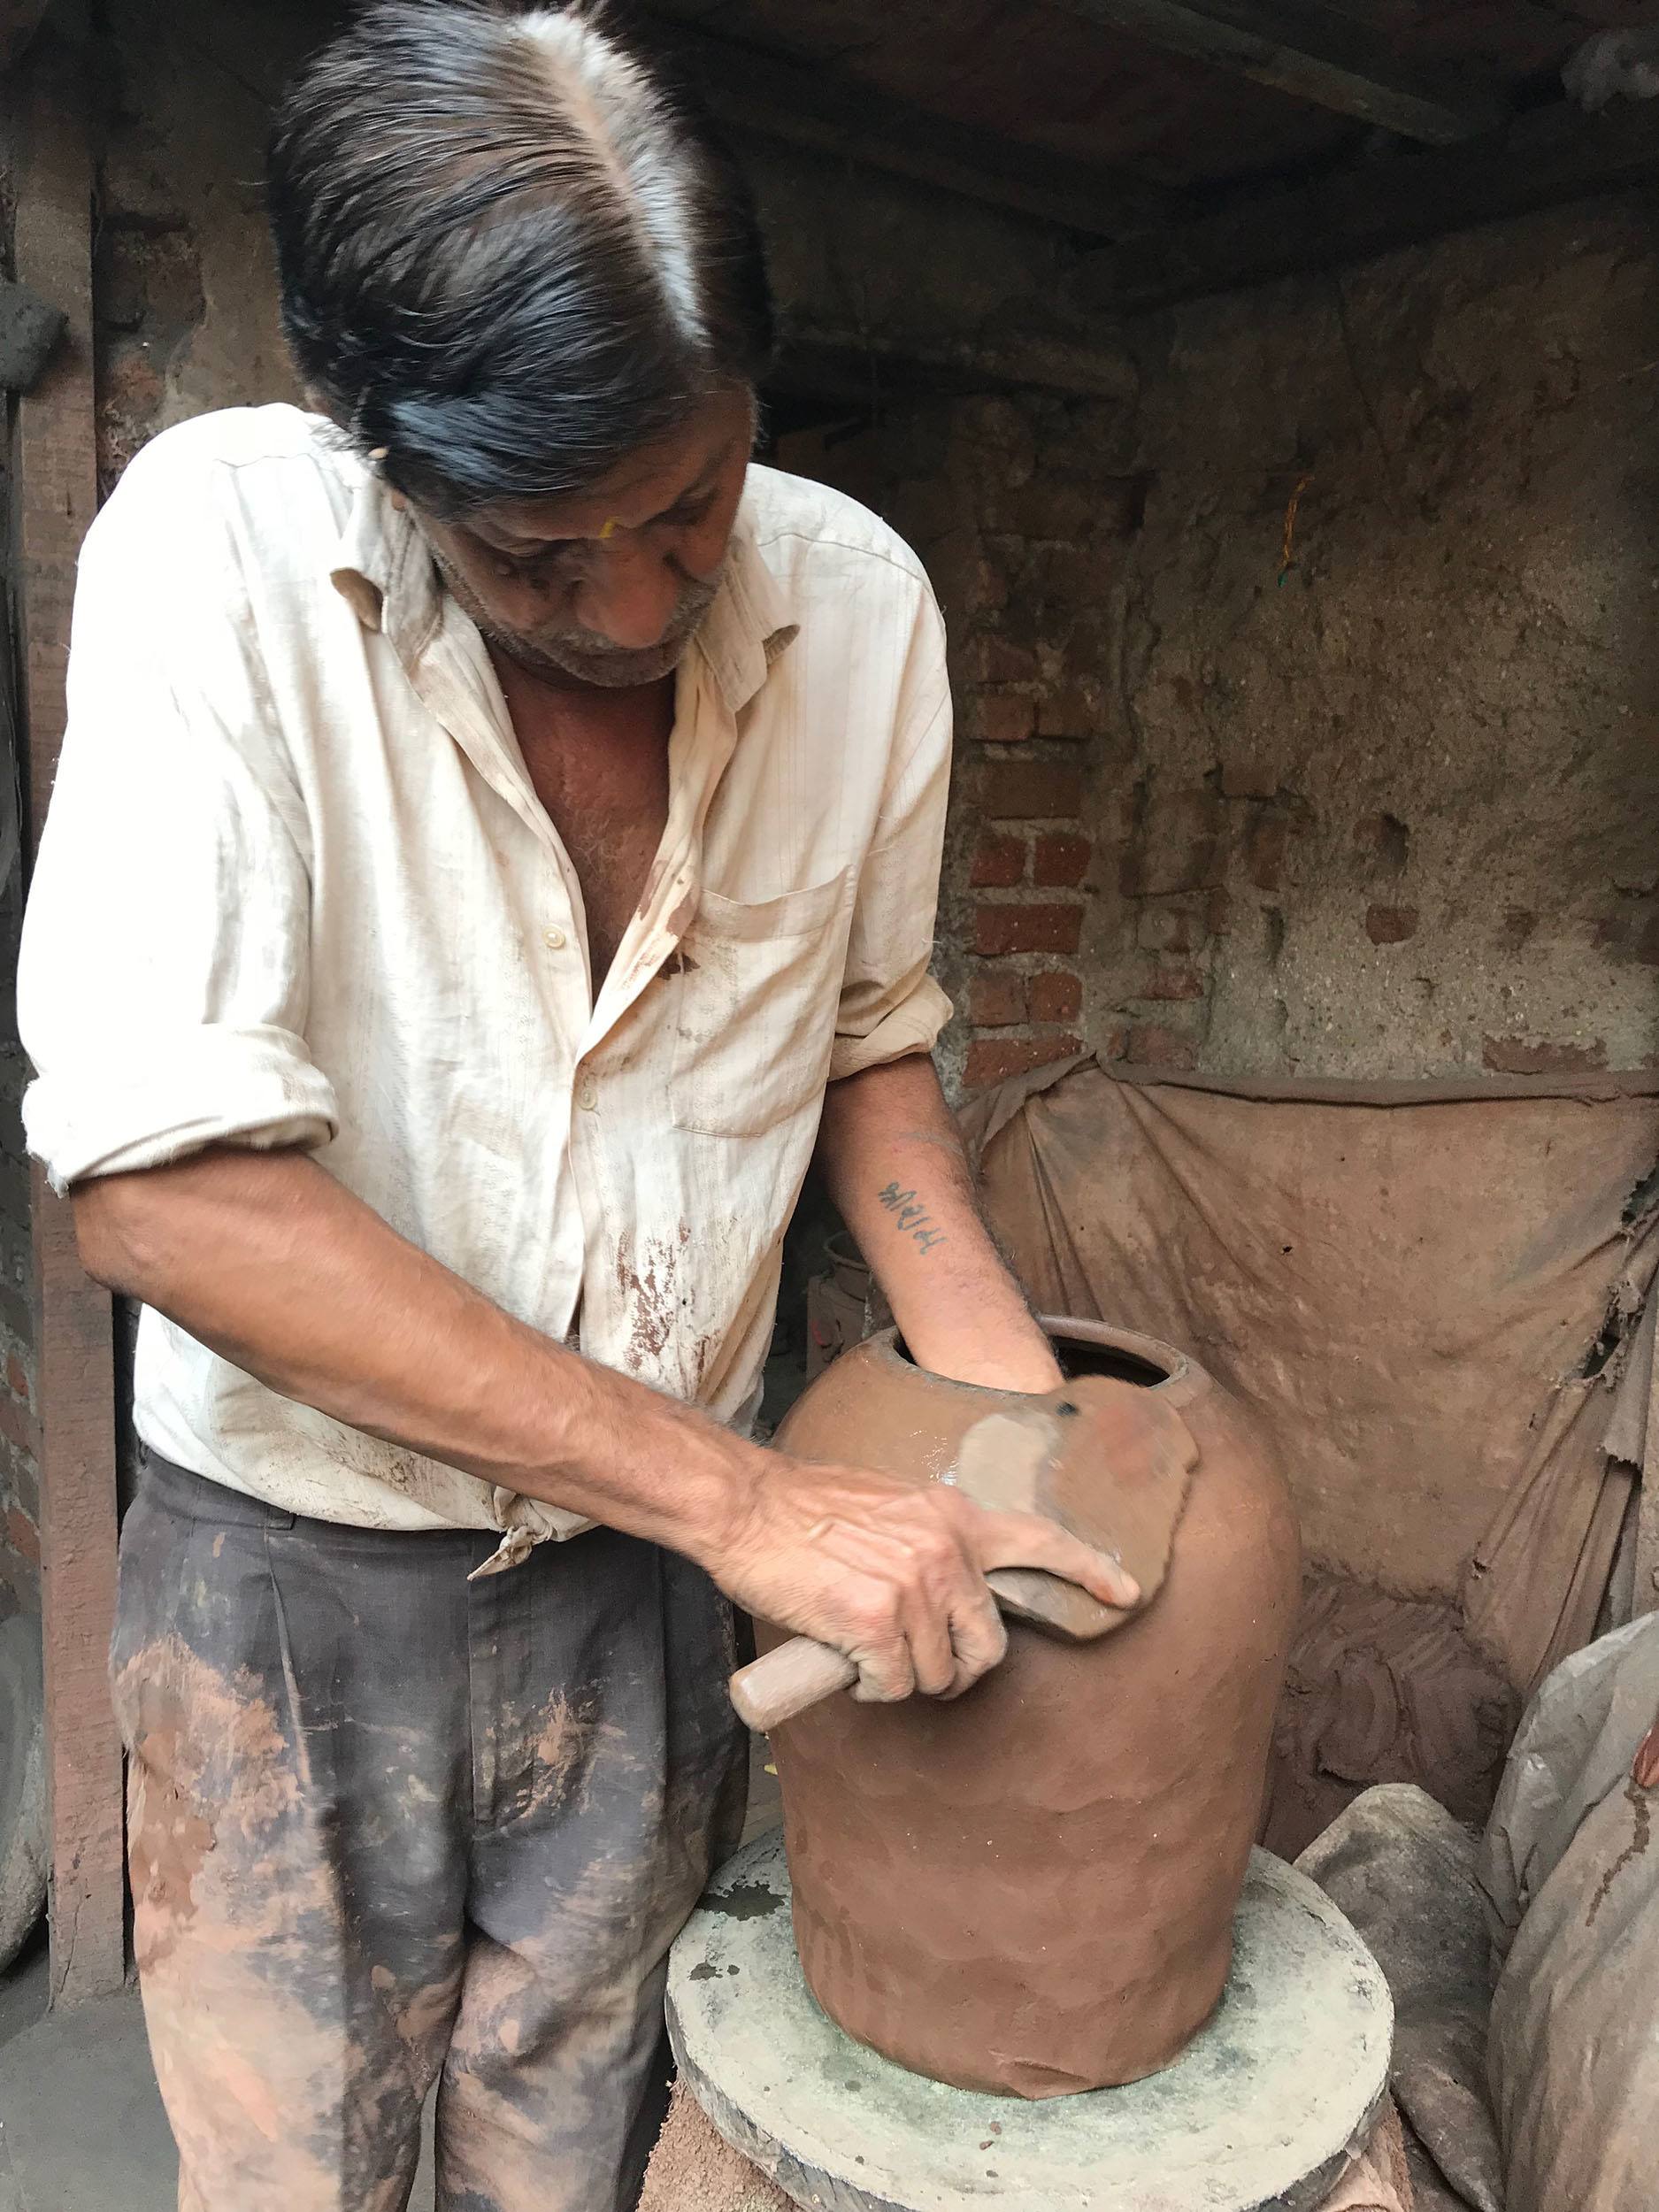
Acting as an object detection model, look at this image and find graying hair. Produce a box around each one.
[267,0,773,518]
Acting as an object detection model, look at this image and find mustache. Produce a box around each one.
[543,572,720,661]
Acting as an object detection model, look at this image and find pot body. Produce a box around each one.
[762,1317,1301,2099]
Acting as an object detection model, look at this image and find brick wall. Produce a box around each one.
[775,393,1143,1095]
[782,190,1659,1092]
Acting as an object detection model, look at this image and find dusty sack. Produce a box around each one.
[1479,1614,1659,2212]
[964,1057,1659,1693]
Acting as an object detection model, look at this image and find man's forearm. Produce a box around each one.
[816,1053,1063,1394]
[73,1147,757,1564]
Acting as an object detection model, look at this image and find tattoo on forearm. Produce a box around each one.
[876,1181,949,1255]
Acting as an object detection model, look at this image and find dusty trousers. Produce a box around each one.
[111,1451,748,2212]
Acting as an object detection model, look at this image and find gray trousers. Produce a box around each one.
[111,1451,747,2212]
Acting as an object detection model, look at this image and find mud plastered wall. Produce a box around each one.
[787,194,1659,1091]
[93,0,322,487]
[0,0,328,1595]
[1106,196,1659,1081]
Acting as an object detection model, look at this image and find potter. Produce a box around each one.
[762,1319,1302,2099]
[17,6,1133,2207]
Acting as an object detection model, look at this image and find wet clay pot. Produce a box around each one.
[759,1317,1301,2100]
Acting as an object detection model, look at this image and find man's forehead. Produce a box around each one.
[470,400,749,547]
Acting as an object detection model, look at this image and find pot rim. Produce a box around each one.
[866,1315,1199,1400]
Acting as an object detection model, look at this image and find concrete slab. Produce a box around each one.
[0,1986,175,2212]
[0,1982,438,2210]
[0,1933,47,2055]
[667,1832,1394,2212]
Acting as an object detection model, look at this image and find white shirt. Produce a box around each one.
[19,404,951,1550]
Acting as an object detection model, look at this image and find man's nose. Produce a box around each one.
[573,543,682,650]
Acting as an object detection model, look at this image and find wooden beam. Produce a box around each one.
[776,316,1137,406]
[8,23,126,2008]
[1635,1301,1659,1623]
[1080,97,1659,313]
[649,18,1186,242]
[1052,0,1505,145]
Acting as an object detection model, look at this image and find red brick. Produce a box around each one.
[1220,751,1279,801]
[977,694,1037,746]
[970,972,1027,1028]
[1035,687,1096,741]
[1482,1035,1608,1075]
[4,1506,39,1569]
[979,761,1085,822]
[1033,832,1091,887]
[1246,814,1290,893]
[1503,908,1537,949]
[973,902,1084,956]
[964,634,1038,685]
[1029,969,1082,1024]
[5,1356,27,1404]
[0,1394,32,1457]
[1136,900,1205,954]
[929,541,1007,619]
[1121,790,1222,895]
[964,1033,1082,1092]
[1365,904,1419,945]
[1141,960,1205,1001]
[1354,811,1409,873]
[1125,1023,1199,1071]
[1037,541,1119,606]
[995,480,1098,541]
[970,833,1026,888]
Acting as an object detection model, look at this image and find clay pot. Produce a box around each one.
[761,1317,1301,2100]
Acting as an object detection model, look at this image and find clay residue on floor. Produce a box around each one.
[638,2083,793,2212]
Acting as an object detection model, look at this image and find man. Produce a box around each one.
[19,5,1131,2208]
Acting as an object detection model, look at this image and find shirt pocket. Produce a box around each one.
[670,870,852,1139]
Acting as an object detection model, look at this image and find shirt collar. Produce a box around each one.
[329,465,799,708]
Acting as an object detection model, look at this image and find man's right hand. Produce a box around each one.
[704,1451,1140,1706]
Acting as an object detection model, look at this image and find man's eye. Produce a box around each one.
[502,546,571,578]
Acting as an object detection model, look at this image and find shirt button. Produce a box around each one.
[543,926,566,950]
[577,1077,598,1112]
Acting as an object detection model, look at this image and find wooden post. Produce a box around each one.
[9,20,127,2006]
[1635,1307,1659,1624]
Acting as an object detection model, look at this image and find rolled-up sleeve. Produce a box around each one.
[19,454,338,1191]
[828,581,954,1083]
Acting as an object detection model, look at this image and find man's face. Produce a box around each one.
[410,386,755,687]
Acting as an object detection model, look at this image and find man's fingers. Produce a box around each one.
[1634,1717,1659,1791]
[849,1634,918,1703]
[941,1590,1008,1697]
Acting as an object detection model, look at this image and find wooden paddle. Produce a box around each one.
[728,1377,1201,1732]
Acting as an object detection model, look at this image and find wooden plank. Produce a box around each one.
[650,18,1186,241]
[1053,0,1505,144]
[9,22,126,2007]
[1081,97,1659,311]
[1635,1302,1659,1622]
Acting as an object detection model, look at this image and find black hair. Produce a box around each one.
[266,0,774,518]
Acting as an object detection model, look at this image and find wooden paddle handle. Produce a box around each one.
[728,1564,1114,1732]
[729,1638,857,1732]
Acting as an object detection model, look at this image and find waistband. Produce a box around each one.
[135,1448,489,1554]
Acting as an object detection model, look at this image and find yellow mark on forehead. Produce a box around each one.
[599,515,626,541]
